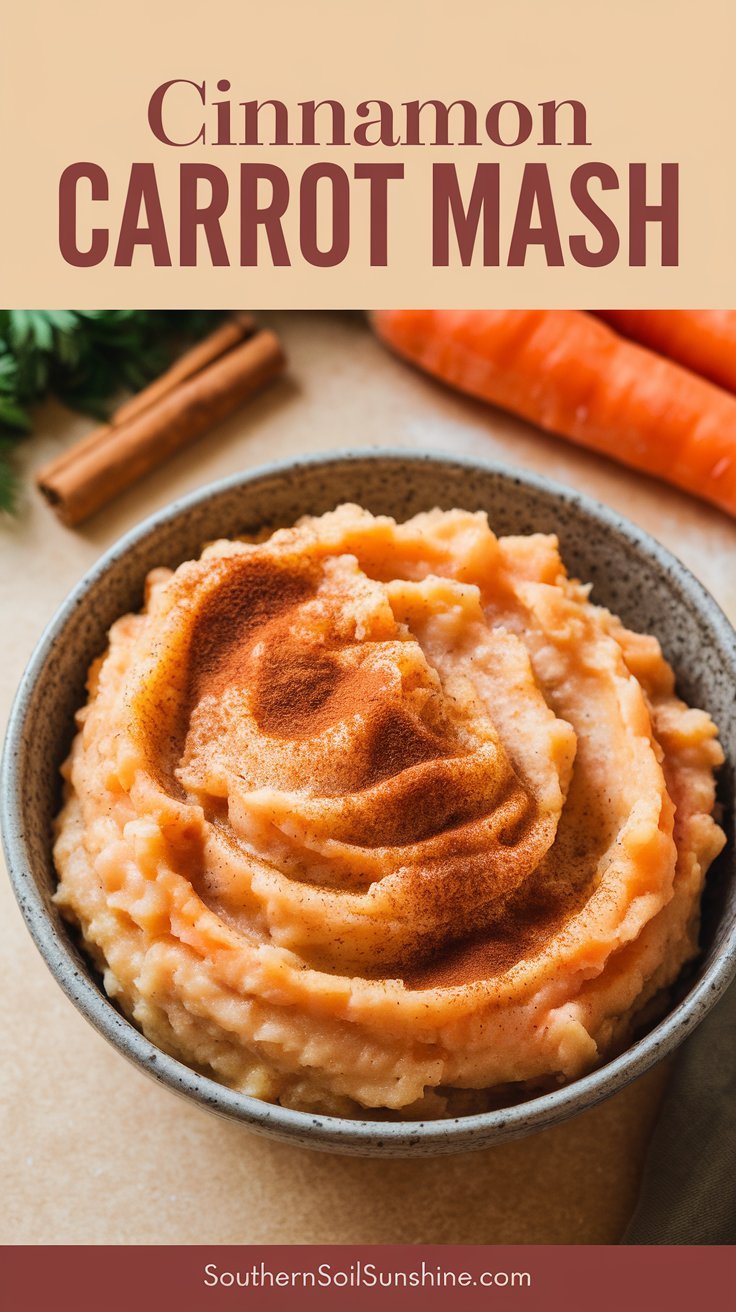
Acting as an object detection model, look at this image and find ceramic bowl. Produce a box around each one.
[3,450,735,1156]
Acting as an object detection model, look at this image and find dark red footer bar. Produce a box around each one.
[2,1244,734,1312]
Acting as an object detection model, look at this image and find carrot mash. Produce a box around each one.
[53,506,725,1116]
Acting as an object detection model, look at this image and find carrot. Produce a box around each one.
[370,309,736,518]
[596,310,736,394]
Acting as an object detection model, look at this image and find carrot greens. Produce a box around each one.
[0,310,222,513]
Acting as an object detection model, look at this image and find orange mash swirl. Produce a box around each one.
[53,506,725,1116]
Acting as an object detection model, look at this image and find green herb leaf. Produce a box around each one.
[0,436,20,513]
[0,310,226,516]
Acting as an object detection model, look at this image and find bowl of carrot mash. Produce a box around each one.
[3,451,735,1154]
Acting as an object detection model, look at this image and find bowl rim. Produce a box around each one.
[3,446,736,1153]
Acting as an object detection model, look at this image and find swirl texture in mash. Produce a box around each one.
[54,506,725,1116]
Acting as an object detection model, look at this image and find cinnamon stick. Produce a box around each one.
[36,323,285,526]
[113,312,256,424]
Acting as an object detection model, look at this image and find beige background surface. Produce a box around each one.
[1,311,735,1245]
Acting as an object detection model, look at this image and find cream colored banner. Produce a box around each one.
[0,0,734,307]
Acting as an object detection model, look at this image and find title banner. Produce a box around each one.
[1,0,734,307]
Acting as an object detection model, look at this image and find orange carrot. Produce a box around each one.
[371,309,736,518]
[596,310,736,394]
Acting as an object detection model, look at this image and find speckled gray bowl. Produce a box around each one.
[3,450,735,1156]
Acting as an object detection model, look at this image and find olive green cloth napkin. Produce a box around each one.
[623,981,736,1244]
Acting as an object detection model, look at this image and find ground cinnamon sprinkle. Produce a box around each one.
[190,554,315,694]
[146,544,586,983]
